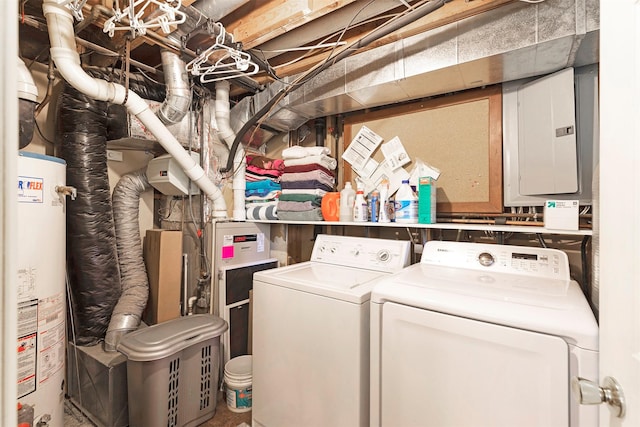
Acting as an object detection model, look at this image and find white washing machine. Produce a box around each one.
[370,241,599,427]
[252,234,411,427]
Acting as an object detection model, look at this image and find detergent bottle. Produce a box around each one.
[353,187,368,222]
[395,179,418,223]
[339,182,356,222]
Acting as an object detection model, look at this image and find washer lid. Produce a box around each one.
[253,262,390,303]
[371,263,598,351]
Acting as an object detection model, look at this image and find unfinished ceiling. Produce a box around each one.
[18,0,599,133]
[19,1,522,90]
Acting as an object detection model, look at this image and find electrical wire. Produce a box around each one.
[258,42,348,53]
[133,65,164,85]
[34,117,55,145]
[268,12,398,72]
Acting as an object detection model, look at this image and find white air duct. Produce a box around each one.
[17,57,38,148]
[17,57,37,102]
[215,80,246,220]
[42,0,227,218]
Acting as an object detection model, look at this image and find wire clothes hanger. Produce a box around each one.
[185,22,259,84]
[103,0,187,38]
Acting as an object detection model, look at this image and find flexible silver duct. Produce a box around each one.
[104,170,151,352]
[158,50,191,125]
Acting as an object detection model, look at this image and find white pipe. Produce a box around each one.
[42,1,227,218]
[215,80,246,221]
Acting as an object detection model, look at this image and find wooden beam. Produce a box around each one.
[224,0,358,49]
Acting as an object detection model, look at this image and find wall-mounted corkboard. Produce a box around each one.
[343,86,503,213]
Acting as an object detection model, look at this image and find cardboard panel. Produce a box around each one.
[143,229,183,324]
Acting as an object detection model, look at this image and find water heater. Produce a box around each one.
[17,151,67,427]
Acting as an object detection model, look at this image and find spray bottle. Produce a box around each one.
[353,179,368,222]
[378,179,390,223]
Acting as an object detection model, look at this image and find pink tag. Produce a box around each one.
[221,246,234,259]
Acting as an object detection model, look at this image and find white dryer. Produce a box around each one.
[370,241,598,427]
[252,234,411,427]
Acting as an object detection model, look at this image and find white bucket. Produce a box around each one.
[224,355,252,413]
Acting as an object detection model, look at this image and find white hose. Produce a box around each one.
[42,0,227,218]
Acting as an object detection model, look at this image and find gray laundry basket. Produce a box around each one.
[117,314,228,427]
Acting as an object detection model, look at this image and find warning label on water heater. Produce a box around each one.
[17,299,38,398]
[16,292,66,398]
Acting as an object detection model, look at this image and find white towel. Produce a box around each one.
[281,146,330,159]
[281,188,328,196]
[283,155,337,170]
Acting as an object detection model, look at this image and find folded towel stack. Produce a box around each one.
[277,146,336,221]
[245,154,285,182]
[245,155,283,220]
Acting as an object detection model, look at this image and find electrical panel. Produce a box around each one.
[517,67,578,195]
[502,65,598,207]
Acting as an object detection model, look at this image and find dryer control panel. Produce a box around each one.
[310,234,411,273]
[421,241,571,281]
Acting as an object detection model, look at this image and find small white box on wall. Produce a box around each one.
[544,200,579,230]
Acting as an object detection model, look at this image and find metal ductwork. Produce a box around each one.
[168,0,251,44]
[104,170,151,352]
[241,0,599,132]
[158,50,191,125]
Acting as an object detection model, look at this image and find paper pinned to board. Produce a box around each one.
[363,159,410,196]
[381,136,410,170]
[344,127,441,196]
[408,158,441,186]
[342,125,384,177]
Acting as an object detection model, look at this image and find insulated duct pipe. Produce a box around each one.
[222,0,447,173]
[104,170,151,352]
[42,0,228,218]
[169,0,251,42]
[215,80,246,220]
[158,50,192,125]
[58,81,122,346]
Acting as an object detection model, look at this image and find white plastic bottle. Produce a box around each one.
[378,179,390,223]
[339,182,356,222]
[395,179,418,223]
[353,188,368,222]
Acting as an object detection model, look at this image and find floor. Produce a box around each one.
[64,391,251,427]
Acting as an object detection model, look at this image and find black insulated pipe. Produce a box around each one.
[58,79,122,346]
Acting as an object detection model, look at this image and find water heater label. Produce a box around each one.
[17,299,38,398]
[18,176,44,203]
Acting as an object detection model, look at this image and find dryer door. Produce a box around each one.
[378,302,569,427]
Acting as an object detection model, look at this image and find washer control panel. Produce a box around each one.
[421,241,570,280]
[311,234,411,273]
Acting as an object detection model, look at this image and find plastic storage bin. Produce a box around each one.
[117,314,228,427]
